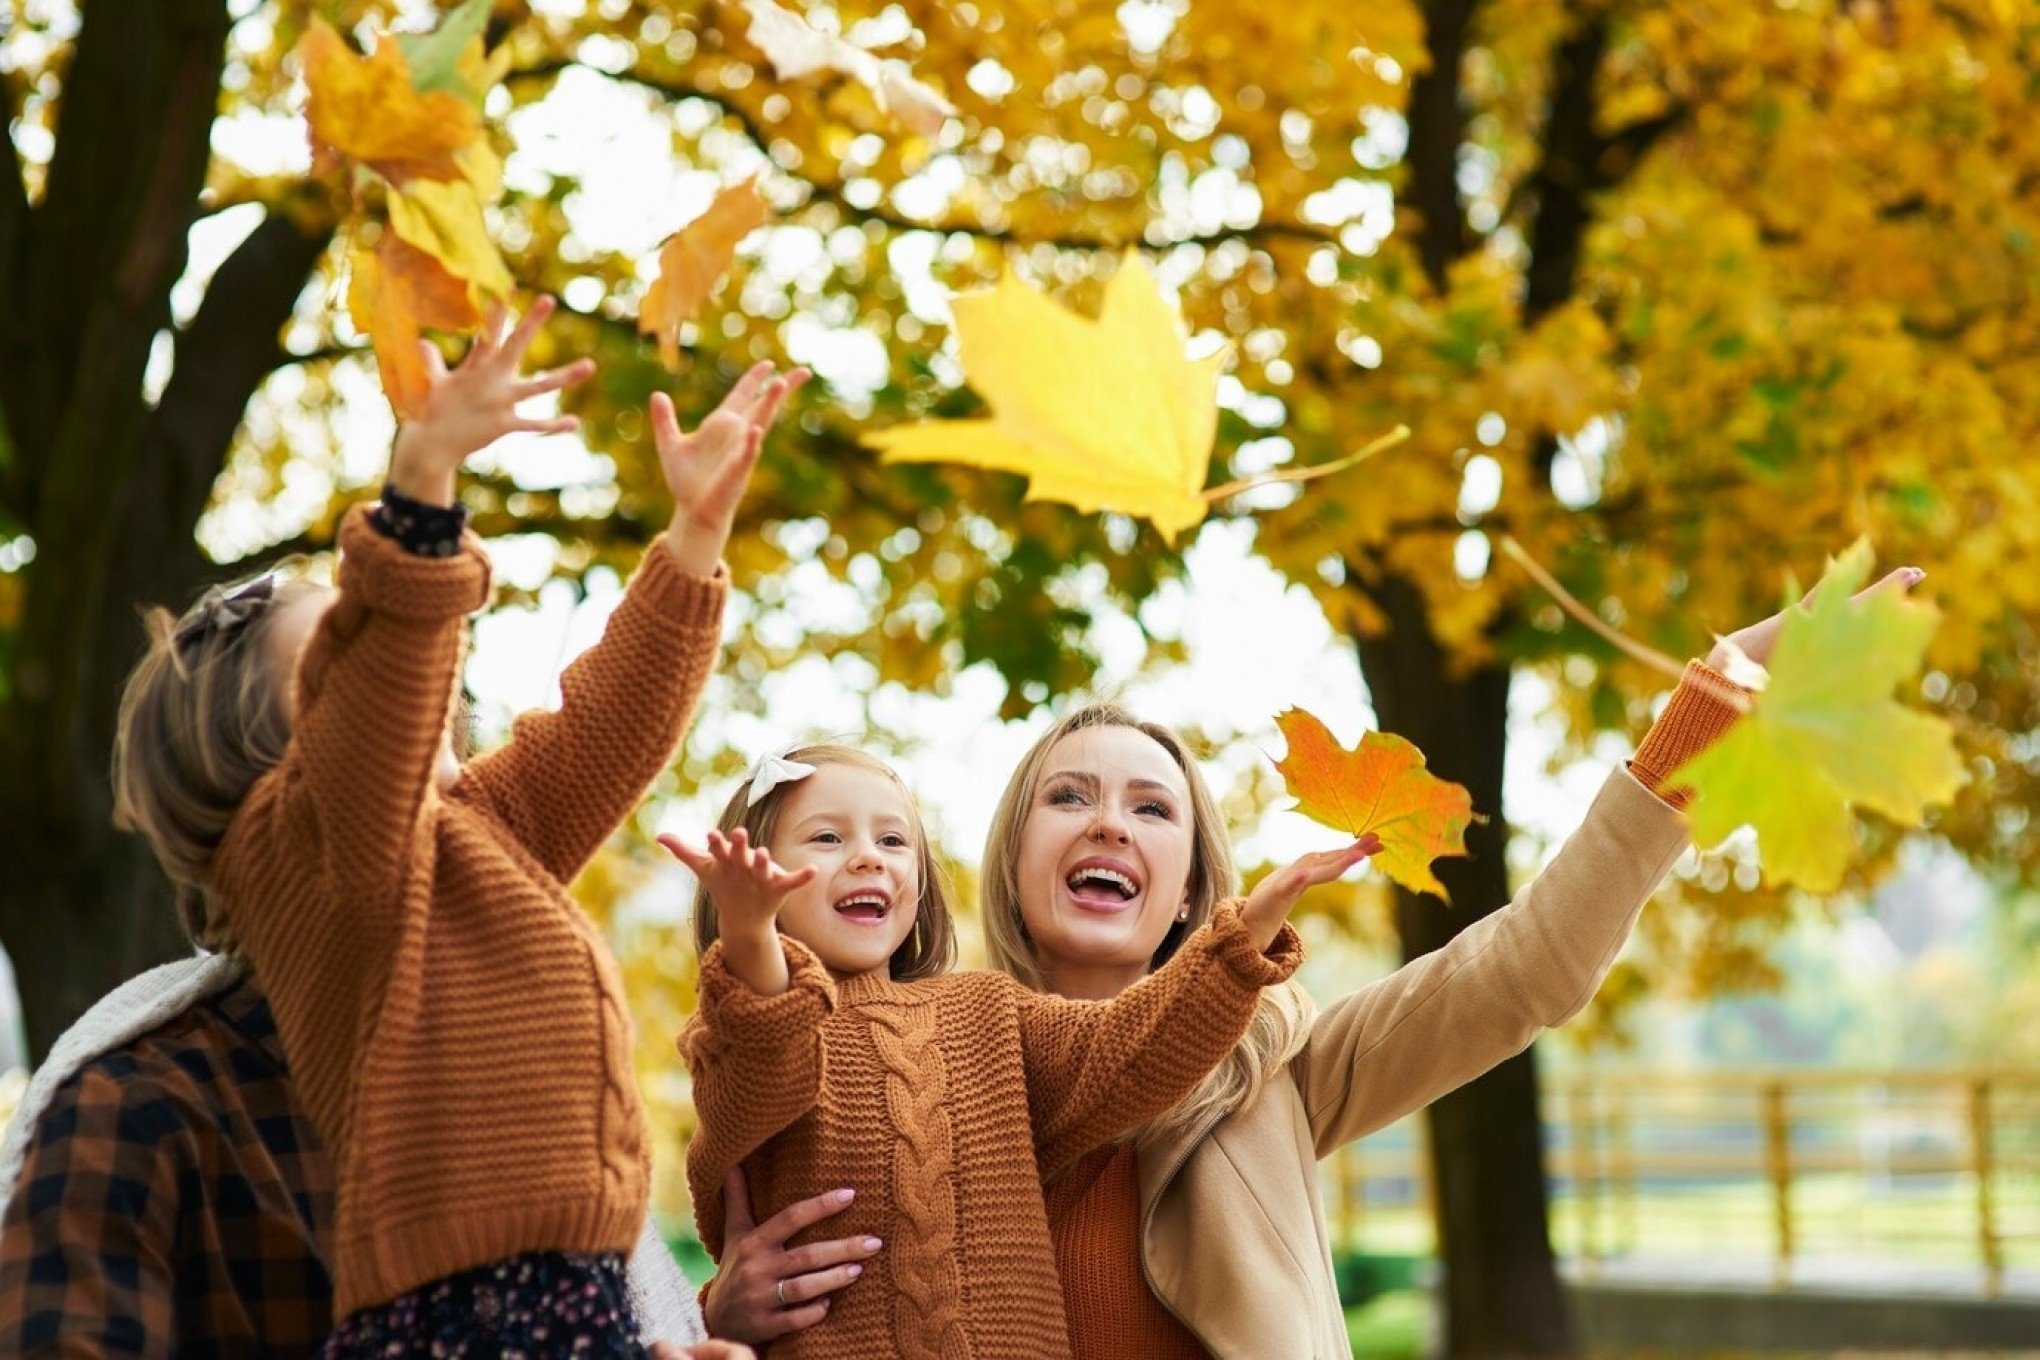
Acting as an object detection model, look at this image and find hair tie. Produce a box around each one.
[745,749,817,808]
[173,575,278,662]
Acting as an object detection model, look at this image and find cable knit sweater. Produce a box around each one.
[682,904,1303,1360]
[212,505,728,1315]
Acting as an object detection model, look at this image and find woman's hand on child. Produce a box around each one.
[388,296,595,507]
[655,361,810,575]
[703,1166,881,1344]
[1706,564,1925,674]
[1239,835,1382,951]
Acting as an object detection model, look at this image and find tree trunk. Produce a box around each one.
[1354,575,1575,1357]
[0,1,333,1063]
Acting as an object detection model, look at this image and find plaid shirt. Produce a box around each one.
[0,975,334,1357]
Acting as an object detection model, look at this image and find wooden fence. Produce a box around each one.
[1322,1069,2040,1296]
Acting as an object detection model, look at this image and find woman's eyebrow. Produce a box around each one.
[1043,769,1100,788]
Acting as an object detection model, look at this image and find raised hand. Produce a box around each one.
[1239,835,1382,950]
[387,296,595,506]
[655,361,810,574]
[703,1166,880,1344]
[1708,564,1926,675]
[658,828,816,994]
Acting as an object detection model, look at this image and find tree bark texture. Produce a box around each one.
[0,2,332,1062]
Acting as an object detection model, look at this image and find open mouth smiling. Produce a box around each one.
[833,890,893,925]
[1064,857,1143,910]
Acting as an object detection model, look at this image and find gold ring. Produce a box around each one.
[775,1279,788,1307]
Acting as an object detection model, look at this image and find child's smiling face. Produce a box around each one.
[767,762,923,979]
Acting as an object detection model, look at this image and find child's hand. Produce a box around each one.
[655,362,810,575]
[659,829,817,995]
[388,296,596,506]
[1239,835,1382,951]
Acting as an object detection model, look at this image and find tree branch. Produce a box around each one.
[510,61,1340,254]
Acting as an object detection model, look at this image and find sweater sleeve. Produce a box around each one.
[271,503,491,911]
[1292,765,1692,1156]
[1627,660,1747,810]
[458,542,728,886]
[1017,904,1302,1181]
[679,937,834,1259]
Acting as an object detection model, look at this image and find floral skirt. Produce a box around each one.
[322,1252,646,1359]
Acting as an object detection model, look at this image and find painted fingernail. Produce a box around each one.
[832,1188,854,1205]
[862,1237,883,1251]
[847,1264,863,1279]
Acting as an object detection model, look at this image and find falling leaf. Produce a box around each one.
[300,17,478,185]
[1273,708,1475,900]
[397,0,496,101]
[867,253,1228,543]
[348,234,481,417]
[738,0,954,136]
[638,179,770,370]
[387,177,514,307]
[1671,539,1966,893]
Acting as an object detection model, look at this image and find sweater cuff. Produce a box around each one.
[1202,901,1304,987]
[1629,660,1748,811]
[693,935,836,1048]
[337,503,491,619]
[630,538,730,633]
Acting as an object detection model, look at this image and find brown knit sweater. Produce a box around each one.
[213,506,728,1315]
[682,904,1303,1359]
[1039,663,1745,1360]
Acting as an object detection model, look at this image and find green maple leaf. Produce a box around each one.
[1671,539,1966,893]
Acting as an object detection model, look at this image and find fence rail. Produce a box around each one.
[1322,1069,2040,1297]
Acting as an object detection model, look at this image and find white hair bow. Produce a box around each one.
[746,750,817,808]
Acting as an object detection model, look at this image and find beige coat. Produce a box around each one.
[1133,768,1691,1358]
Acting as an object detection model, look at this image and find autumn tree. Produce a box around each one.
[3,3,2037,1358]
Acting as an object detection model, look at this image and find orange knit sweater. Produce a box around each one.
[1040,663,1745,1360]
[682,904,1303,1360]
[213,506,728,1315]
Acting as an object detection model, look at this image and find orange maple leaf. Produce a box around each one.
[1273,708,1475,901]
[347,233,481,418]
[301,18,479,186]
[638,179,770,370]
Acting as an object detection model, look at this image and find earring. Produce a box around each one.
[1175,908,1189,923]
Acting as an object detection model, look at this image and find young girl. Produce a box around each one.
[112,295,802,1358]
[663,743,1379,1359]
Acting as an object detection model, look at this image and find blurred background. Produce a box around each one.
[0,1,2036,1354]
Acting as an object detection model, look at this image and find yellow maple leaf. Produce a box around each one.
[1273,708,1475,900]
[638,179,770,370]
[300,18,479,186]
[1671,540,1967,893]
[868,253,1228,544]
[348,234,482,418]
[387,177,514,309]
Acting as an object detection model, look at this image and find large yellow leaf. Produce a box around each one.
[868,253,1228,544]
[299,18,478,185]
[347,235,481,418]
[1671,540,1967,892]
[637,179,770,370]
[387,177,514,309]
[1273,708,1474,900]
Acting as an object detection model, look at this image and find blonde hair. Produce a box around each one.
[693,744,957,982]
[111,571,323,950]
[982,703,1316,1145]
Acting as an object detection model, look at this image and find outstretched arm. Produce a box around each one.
[1294,564,1928,1152]
[459,366,806,884]
[1019,839,1372,1177]
[264,300,589,913]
